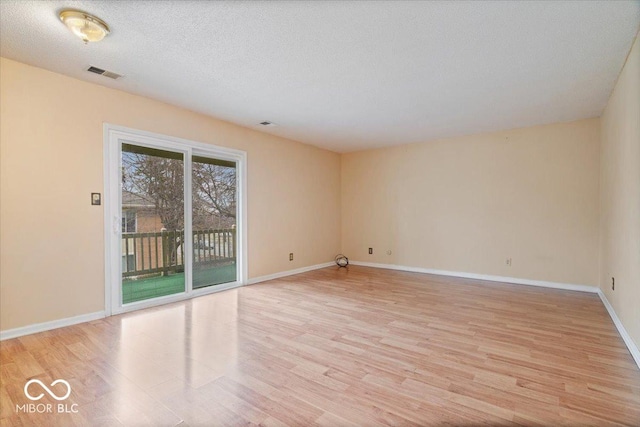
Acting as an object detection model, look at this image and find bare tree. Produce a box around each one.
[192,162,236,230]
[122,152,184,231]
[122,150,236,231]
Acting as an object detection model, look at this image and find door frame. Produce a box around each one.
[103,124,248,315]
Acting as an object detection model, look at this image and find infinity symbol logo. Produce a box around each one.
[24,379,72,401]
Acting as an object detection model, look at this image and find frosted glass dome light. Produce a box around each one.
[59,10,110,43]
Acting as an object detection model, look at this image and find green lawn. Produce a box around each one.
[122,264,237,304]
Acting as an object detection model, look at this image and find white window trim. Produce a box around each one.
[122,210,137,233]
[103,124,248,316]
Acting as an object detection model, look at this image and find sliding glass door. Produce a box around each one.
[105,125,246,314]
[121,144,186,303]
[192,156,237,289]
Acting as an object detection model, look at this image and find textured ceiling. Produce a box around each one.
[1,1,639,152]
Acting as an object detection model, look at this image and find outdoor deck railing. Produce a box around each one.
[122,228,236,277]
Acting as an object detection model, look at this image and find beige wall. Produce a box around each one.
[0,58,341,331]
[342,119,601,286]
[599,34,640,349]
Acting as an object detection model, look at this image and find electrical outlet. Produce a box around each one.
[612,277,615,290]
[506,258,512,266]
[368,248,373,255]
[289,253,293,261]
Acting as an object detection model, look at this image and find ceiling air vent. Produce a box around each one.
[87,66,122,80]
[259,121,277,127]
[87,66,105,74]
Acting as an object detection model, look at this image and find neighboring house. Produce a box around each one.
[122,190,163,234]
[122,190,165,274]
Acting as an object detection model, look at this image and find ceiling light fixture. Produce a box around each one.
[59,9,110,43]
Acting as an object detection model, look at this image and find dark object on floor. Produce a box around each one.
[335,254,349,268]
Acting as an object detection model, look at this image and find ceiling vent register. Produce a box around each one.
[87,66,122,80]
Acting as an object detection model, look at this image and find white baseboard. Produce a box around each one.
[597,290,640,369]
[246,262,334,285]
[349,261,599,293]
[0,311,106,341]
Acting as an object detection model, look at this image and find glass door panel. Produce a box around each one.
[121,143,185,303]
[191,155,237,289]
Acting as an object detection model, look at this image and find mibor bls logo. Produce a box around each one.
[16,379,79,414]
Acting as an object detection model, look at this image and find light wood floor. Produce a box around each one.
[1,266,639,426]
